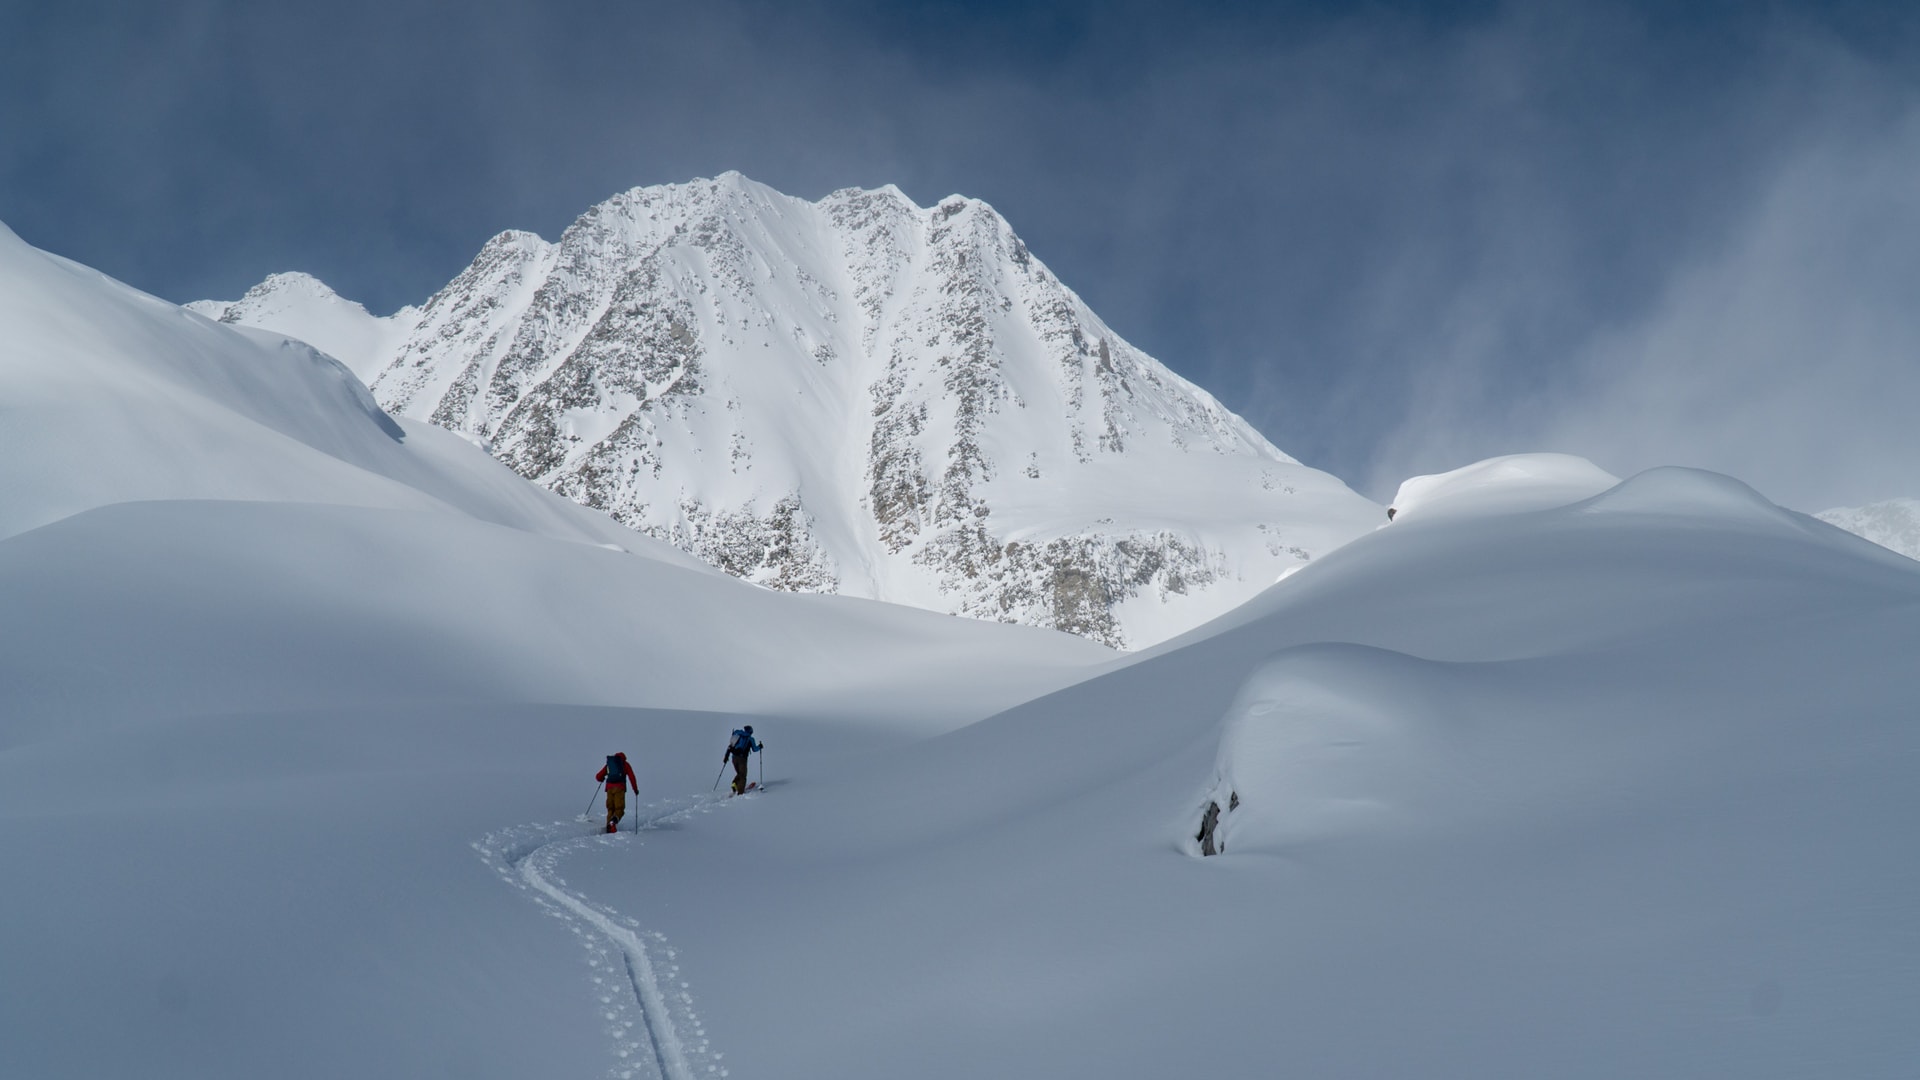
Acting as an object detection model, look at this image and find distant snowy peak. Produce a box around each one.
[201,173,1381,648]
[190,272,420,383]
[1817,498,1920,561]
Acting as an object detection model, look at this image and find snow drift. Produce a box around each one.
[624,464,1920,1078]
[1386,450,1621,522]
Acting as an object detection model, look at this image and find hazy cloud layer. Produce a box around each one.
[3,1,1916,510]
[1521,106,1920,511]
[1342,11,1920,511]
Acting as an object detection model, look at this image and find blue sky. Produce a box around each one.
[4,0,1919,508]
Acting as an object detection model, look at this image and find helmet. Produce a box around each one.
[743,725,754,735]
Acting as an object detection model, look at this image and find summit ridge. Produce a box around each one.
[202,175,1380,647]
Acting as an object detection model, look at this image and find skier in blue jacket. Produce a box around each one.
[724,726,762,795]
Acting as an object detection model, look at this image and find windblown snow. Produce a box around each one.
[7,211,1920,1079]
[196,173,1381,648]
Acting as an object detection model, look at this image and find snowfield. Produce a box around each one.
[5,220,1920,1077]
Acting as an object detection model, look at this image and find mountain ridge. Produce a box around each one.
[198,173,1381,647]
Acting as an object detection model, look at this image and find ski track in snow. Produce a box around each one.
[475,793,749,1080]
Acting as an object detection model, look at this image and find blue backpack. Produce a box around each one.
[605,755,626,784]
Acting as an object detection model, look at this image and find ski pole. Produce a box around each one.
[585,783,603,818]
[758,748,764,790]
[712,762,727,791]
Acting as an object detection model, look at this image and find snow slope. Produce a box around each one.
[10,462,1912,1076]
[200,174,1382,648]
[9,222,1919,1077]
[0,221,663,555]
[588,466,1920,1078]
[1,218,1114,1077]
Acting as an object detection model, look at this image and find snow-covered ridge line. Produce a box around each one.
[188,271,419,385]
[200,173,1382,648]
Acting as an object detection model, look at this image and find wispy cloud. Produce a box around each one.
[1516,104,1920,510]
[1347,11,1920,509]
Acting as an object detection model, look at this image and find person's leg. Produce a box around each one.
[732,752,749,794]
[606,786,625,830]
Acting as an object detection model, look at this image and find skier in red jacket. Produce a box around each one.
[596,752,637,833]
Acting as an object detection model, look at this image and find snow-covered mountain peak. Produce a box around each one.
[201,174,1382,647]
[190,270,420,384]
[1817,496,1920,562]
[248,270,347,304]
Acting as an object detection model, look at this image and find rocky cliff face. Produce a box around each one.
[201,174,1381,648]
